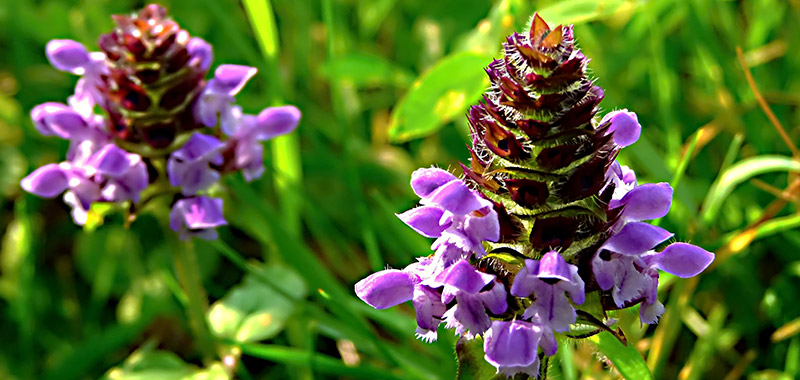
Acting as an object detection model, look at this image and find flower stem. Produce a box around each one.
[174,239,215,362]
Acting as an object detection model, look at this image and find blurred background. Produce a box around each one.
[0,0,798,379]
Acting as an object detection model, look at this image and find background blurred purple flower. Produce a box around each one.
[170,196,228,240]
[21,4,301,240]
[168,133,223,195]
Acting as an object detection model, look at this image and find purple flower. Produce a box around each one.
[355,256,446,342]
[594,163,714,323]
[397,168,500,266]
[170,196,228,240]
[21,142,147,225]
[46,39,106,77]
[22,5,302,240]
[167,133,224,195]
[600,109,641,148]
[194,64,258,129]
[484,320,543,378]
[511,251,584,355]
[222,105,302,181]
[434,260,507,338]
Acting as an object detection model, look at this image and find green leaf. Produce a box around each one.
[321,53,414,87]
[455,336,502,380]
[588,331,653,380]
[100,344,230,380]
[388,51,492,143]
[207,264,307,343]
[700,155,800,224]
[539,0,632,25]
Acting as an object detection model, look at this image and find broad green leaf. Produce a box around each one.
[207,264,307,343]
[700,156,800,224]
[100,348,193,380]
[589,331,652,380]
[748,370,794,380]
[100,345,229,380]
[388,51,492,143]
[539,0,633,25]
[0,201,32,301]
[321,53,414,87]
[455,336,503,380]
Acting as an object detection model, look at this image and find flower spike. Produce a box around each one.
[354,12,714,378]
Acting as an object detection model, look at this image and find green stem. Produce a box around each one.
[241,0,304,241]
[174,239,215,362]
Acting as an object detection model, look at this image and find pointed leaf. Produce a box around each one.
[389,52,492,142]
[701,155,800,224]
[588,331,653,380]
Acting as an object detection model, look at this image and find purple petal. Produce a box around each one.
[565,266,586,305]
[20,164,69,197]
[435,259,494,294]
[235,139,265,181]
[208,64,257,96]
[125,160,149,193]
[640,300,665,325]
[250,106,301,141]
[187,37,213,71]
[171,162,220,195]
[539,328,558,356]
[535,251,571,282]
[173,133,223,161]
[412,286,445,331]
[603,222,673,255]
[426,179,489,215]
[46,40,90,74]
[31,103,70,136]
[509,263,537,297]
[451,293,492,336]
[620,165,637,185]
[464,207,500,244]
[31,105,90,140]
[621,183,673,221]
[396,206,448,238]
[170,197,227,236]
[194,93,232,127]
[591,253,617,291]
[355,269,415,309]
[102,158,148,202]
[648,242,714,278]
[604,110,641,147]
[484,320,541,370]
[90,145,131,177]
[481,282,508,315]
[222,106,248,137]
[410,167,457,198]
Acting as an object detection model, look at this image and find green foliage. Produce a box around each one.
[388,51,491,142]
[207,265,306,343]
[1,0,799,379]
[455,337,504,380]
[589,332,653,380]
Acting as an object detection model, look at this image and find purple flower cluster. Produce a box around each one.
[356,168,505,341]
[593,115,715,323]
[355,14,715,379]
[20,5,300,239]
